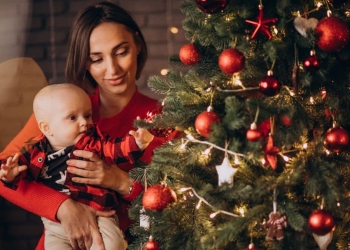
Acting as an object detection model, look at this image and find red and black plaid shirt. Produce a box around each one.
[1,124,143,211]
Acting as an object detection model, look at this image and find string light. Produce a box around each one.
[180,187,240,218]
[281,154,289,162]
[239,207,245,217]
[202,146,213,155]
[196,200,202,209]
[273,26,278,34]
[234,154,240,165]
[186,134,245,157]
[180,139,190,150]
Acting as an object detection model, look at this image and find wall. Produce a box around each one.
[0,0,186,249]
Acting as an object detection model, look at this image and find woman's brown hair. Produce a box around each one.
[65,1,147,93]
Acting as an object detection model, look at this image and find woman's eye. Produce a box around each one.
[90,58,102,63]
[116,49,128,56]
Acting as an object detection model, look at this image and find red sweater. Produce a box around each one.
[0,88,167,249]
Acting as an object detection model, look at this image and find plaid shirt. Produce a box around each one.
[1,124,143,211]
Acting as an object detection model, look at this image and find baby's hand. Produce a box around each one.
[0,153,27,182]
[129,116,154,150]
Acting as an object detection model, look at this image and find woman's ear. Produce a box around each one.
[38,120,52,136]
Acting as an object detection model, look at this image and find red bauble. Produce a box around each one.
[149,128,175,137]
[179,43,200,65]
[145,106,175,138]
[246,122,261,142]
[308,209,335,235]
[245,243,259,250]
[259,71,281,96]
[324,126,349,153]
[315,16,350,52]
[246,129,261,142]
[303,50,319,71]
[218,48,245,75]
[195,0,228,14]
[195,110,221,138]
[145,236,159,250]
[142,184,177,211]
[280,115,292,126]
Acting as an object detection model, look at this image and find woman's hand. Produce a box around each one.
[66,150,133,195]
[56,198,115,250]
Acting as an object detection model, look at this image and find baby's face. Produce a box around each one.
[47,88,93,150]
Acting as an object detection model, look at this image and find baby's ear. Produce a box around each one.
[38,120,52,136]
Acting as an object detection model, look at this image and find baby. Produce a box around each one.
[0,83,154,250]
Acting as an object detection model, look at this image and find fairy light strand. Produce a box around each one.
[179,187,241,218]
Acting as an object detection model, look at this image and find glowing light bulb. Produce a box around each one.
[283,155,289,162]
[210,212,219,218]
[170,27,178,34]
[187,134,194,141]
[161,69,169,75]
[196,200,202,209]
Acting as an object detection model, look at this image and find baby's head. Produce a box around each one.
[33,83,93,150]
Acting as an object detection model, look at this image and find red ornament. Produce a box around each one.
[246,122,261,142]
[245,243,259,250]
[280,115,292,126]
[264,135,280,170]
[195,108,221,138]
[257,118,271,138]
[145,236,159,250]
[315,16,350,52]
[303,50,319,71]
[179,43,200,65]
[142,183,177,211]
[245,5,278,39]
[324,109,332,117]
[145,106,175,138]
[308,209,335,235]
[324,125,349,153]
[218,48,245,75]
[259,70,281,96]
[195,0,228,14]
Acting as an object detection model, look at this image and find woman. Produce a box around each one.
[0,2,171,249]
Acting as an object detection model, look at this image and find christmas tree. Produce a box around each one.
[129,0,350,249]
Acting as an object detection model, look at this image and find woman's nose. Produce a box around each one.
[106,57,119,75]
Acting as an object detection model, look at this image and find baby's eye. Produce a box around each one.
[68,115,76,121]
[85,114,92,119]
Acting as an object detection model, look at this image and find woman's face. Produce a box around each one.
[87,22,140,96]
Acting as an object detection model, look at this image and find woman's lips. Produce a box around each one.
[106,75,126,85]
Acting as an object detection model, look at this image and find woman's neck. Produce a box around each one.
[98,86,136,118]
